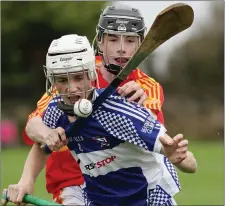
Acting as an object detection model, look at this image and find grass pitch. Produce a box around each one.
[1,141,224,205]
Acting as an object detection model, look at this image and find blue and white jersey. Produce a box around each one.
[43,89,181,206]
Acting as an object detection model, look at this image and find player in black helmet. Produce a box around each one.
[95,4,146,75]
[94,5,182,205]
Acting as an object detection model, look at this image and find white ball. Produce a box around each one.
[74,99,93,118]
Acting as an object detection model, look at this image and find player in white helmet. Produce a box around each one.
[4,34,197,206]
[44,34,96,118]
[21,5,164,205]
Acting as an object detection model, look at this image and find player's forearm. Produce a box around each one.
[25,116,52,144]
[175,151,197,173]
[19,143,48,185]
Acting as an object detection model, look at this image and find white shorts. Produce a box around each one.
[53,184,85,205]
[53,184,176,206]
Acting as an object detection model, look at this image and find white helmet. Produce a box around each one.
[45,34,97,81]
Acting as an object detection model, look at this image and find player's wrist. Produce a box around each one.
[18,178,35,187]
[174,152,197,173]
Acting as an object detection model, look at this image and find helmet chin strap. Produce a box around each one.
[96,43,124,75]
[57,101,76,117]
[98,50,122,75]
[104,63,122,75]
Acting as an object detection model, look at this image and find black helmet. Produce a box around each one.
[97,5,146,42]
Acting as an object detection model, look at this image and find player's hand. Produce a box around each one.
[3,182,33,206]
[117,81,147,105]
[159,134,188,165]
[43,127,68,151]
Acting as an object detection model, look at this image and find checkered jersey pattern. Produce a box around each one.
[43,105,64,129]
[92,109,149,150]
[164,157,181,190]
[83,190,94,206]
[148,185,171,206]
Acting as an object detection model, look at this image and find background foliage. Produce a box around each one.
[142,2,224,140]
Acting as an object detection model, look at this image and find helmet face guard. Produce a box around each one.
[44,34,96,105]
[44,69,93,104]
[95,5,146,75]
[98,30,141,75]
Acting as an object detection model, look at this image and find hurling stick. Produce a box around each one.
[43,3,194,154]
[1,192,62,206]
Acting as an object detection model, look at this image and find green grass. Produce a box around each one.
[175,141,224,205]
[1,147,51,200]
[1,141,224,205]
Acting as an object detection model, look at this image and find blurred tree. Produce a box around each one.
[159,2,224,140]
[1,1,107,142]
[140,2,223,140]
[1,1,106,102]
